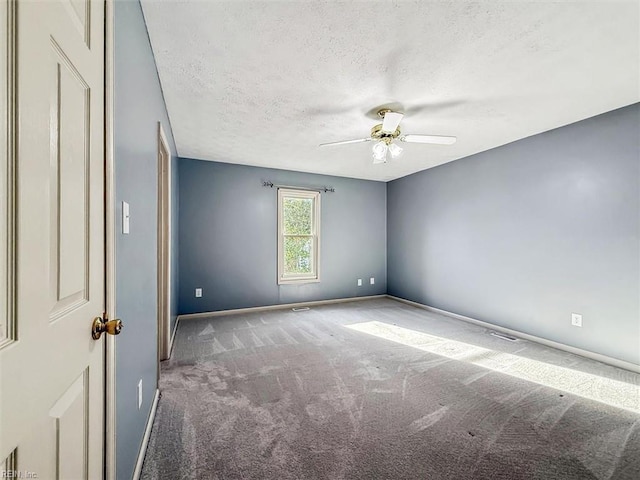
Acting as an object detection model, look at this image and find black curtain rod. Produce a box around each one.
[262,181,335,193]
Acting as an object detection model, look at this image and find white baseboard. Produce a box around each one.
[177,294,387,321]
[132,388,160,480]
[168,319,179,357]
[386,295,640,374]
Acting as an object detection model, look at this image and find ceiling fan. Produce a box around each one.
[319,109,457,164]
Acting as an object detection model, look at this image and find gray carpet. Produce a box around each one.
[141,298,640,479]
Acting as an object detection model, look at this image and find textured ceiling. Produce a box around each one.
[141,1,639,182]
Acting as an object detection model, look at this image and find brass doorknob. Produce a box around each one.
[92,315,123,340]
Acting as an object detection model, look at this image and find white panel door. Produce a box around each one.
[0,1,105,479]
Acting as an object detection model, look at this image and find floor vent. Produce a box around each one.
[490,331,518,342]
[292,307,310,312]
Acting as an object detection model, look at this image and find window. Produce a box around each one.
[277,188,320,284]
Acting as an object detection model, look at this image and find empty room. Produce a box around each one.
[1,1,638,480]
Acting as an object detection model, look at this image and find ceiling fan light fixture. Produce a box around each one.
[388,142,403,158]
[372,140,388,162]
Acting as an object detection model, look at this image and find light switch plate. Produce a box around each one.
[370,277,375,285]
[122,201,130,235]
[357,279,362,286]
[195,288,203,298]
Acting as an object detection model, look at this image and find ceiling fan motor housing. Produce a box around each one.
[371,124,401,145]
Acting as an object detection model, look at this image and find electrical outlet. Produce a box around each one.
[571,313,582,327]
[195,288,203,298]
[370,277,375,285]
[137,379,143,409]
[357,279,362,286]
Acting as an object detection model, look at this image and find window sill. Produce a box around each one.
[278,277,321,285]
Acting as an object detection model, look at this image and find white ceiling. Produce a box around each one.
[141,1,639,182]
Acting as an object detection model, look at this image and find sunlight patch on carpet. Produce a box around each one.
[345,321,640,413]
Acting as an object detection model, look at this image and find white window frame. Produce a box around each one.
[277,188,321,284]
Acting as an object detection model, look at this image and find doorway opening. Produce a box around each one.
[157,123,172,362]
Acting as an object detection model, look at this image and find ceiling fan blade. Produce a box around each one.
[381,111,403,133]
[401,134,457,145]
[319,138,371,147]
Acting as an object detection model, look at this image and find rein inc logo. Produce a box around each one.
[1,471,38,479]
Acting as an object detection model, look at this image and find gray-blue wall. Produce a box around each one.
[387,104,640,366]
[114,2,179,478]
[178,160,386,314]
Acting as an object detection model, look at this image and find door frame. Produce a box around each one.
[157,122,172,362]
[104,0,117,478]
